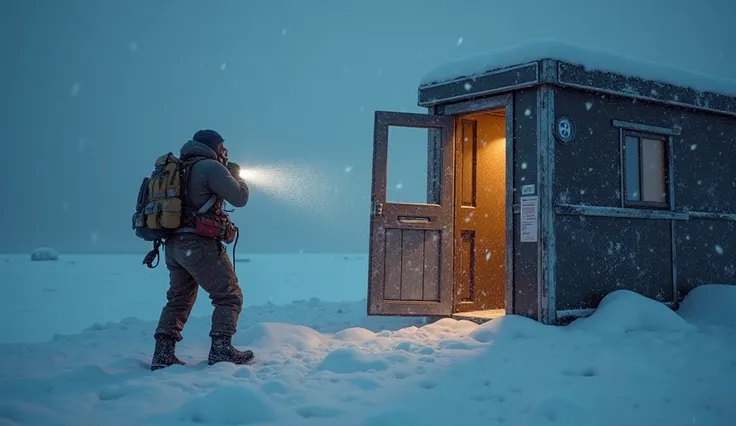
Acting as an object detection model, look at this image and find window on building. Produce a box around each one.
[622,131,669,208]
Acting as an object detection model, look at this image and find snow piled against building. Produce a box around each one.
[419,39,736,97]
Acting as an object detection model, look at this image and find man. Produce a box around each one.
[150,129,254,371]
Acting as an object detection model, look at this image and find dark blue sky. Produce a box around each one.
[1,0,734,254]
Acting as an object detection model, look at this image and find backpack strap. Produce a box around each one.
[198,195,218,214]
[181,156,222,217]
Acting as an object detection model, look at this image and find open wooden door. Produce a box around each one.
[367,111,455,316]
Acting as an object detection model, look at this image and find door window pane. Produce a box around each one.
[387,126,438,204]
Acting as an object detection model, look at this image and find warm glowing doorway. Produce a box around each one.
[452,108,507,320]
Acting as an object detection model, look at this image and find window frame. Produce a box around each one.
[619,128,673,210]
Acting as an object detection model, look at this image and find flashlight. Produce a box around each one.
[239,168,255,180]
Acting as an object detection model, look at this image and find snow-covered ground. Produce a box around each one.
[0,253,369,343]
[1,254,735,426]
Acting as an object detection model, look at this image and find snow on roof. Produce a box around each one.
[420,40,736,98]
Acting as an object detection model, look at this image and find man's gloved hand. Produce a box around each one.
[226,162,241,178]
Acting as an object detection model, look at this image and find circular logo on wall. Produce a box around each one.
[555,116,575,145]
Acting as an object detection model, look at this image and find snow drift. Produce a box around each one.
[0,282,734,426]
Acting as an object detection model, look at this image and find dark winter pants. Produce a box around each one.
[154,234,243,341]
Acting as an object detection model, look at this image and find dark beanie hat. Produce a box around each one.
[193,129,225,150]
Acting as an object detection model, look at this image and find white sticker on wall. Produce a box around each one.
[521,184,536,195]
[520,196,539,243]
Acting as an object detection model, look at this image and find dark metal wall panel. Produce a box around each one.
[514,90,539,205]
[675,219,736,299]
[553,87,736,212]
[553,89,623,207]
[555,215,673,310]
[558,62,736,117]
[672,114,736,212]
[512,89,540,318]
[418,63,539,107]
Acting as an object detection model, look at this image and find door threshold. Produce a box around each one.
[451,309,505,324]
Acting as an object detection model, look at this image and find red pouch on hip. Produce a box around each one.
[194,216,222,239]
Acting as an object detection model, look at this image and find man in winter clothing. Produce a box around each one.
[151,129,254,371]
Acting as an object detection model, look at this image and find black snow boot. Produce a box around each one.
[150,335,186,371]
[207,335,255,365]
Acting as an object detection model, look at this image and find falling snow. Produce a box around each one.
[457,37,463,46]
[524,108,531,116]
[220,63,227,71]
[715,245,724,255]
[585,101,594,110]
[396,182,403,190]
[129,42,138,52]
[521,162,527,170]
[464,82,472,91]
[690,144,697,151]
[70,83,80,97]
[282,29,287,36]
[344,166,353,173]
[62,202,69,211]
[90,233,99,243]
[185,249,192,257]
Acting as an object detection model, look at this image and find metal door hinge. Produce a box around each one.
[372,201,384,216]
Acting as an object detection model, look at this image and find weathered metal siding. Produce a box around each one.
[552,92,622,207]
[672,108,736,298]
[512,89,540,318]
[676,220,736,298]
[553,86,736,310]
[556,216,673,310]
[673,113,736,211]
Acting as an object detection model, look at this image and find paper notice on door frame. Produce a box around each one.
[520,196,538,243]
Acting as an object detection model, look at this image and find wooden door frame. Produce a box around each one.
[441,94,515,315]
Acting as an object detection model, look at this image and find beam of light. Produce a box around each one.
[237,162,334,217]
